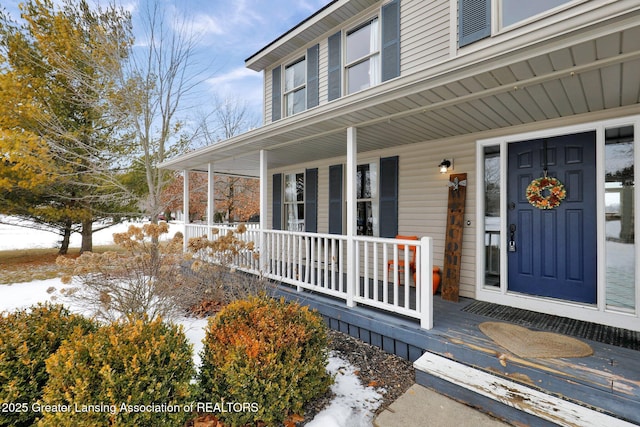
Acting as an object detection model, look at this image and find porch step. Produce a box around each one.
[414,352,637,427]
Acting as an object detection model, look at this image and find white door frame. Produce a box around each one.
[475,115,640,331]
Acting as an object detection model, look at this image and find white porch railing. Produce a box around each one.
[184,224,433,329]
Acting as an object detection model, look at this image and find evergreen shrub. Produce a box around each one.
[198,296,332,426]
[0,303,96,427]
[39,317,194,427]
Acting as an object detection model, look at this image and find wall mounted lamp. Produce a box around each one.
[438,159,452,174]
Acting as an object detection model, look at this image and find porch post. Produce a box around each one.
[183,170,190,251]
[420,236,434,330]
[346,127,357,307]
[207,163,215,230]
[259,150,268,275]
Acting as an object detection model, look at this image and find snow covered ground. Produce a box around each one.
[0,219,384,426]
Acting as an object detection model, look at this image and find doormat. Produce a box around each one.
[462,300,640,351]
[479,322,593,358]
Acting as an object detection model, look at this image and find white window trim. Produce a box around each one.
[492,0,587,34]
[344,15,381,96]
[283,56,306,117]
[475,115,640,331]
[283,171,305,231]
[356,158,379,237]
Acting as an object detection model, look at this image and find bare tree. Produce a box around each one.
[119,1,209,224]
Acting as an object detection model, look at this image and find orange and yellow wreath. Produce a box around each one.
[526,176,566,209]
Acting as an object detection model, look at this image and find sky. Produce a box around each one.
[2,0,333,126]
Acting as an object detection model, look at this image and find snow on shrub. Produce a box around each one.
[39,317,194,427]
[198,296,332,426]
[0,303,96,427]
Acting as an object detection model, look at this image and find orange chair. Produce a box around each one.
[387,235,418,285]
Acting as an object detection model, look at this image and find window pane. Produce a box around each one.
[346,19,378,63]
[285,204,304,231]
[605,126,635,311]
[347,59,373,94]
[357,201,373,236]
[502,0,572,27]
[285,174,296,202]
[285,59,305,91]
[285,88,306,116]
[296,173,304,202]
[357,164,370,199]
[484,146,501,287]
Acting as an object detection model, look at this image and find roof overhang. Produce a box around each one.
[245,0,379,71]
[162,4,640,177]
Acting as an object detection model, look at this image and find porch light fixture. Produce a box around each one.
[439,159,452,174]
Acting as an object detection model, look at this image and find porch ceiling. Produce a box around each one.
[161,11,640,177]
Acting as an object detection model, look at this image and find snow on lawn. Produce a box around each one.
[0,220,384,427]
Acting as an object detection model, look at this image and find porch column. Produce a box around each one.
[207,163,215,228]
[183,170,190,251]
[346,127,357,307]
[259,150,268,274]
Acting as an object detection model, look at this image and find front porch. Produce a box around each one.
[275,285,640,427]
[184,222,640,425]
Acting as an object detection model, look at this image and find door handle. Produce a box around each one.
[509,224,516,252]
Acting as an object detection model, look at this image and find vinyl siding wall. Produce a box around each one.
[262,0,453,125]
[267,135,477,299]
[401,0,451,75]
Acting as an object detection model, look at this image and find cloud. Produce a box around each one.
[206,67,263,111]
[191,13,225,36]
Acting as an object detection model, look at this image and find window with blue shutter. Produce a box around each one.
[306,44,319,109]
[459,0,491,47]
[379,156,399,238]
[381,0,400,82]
[305,168,318,232]
[271,66,282,121]
[272,173,282,230]
[328,164,343,234]
[327,31,342,101]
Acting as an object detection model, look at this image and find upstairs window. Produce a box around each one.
[459,0,578,47]
[284,58,306,117]
[501,0,572,28]
[346,18,380,95]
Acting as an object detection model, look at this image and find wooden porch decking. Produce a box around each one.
[275,285,640,426]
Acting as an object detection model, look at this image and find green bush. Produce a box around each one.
[198,296,332,427]
[0,303,96,427]
[39,317,194,427]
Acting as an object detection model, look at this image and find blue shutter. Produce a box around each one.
[272,173,282,230]
[328,164,343,234]
[381,0,400,82]
[327,31,342,101]
[306,44,319,109]
[271,66,282,121]
[379,156,399,238]
[305,168,318,233]
[459,0,491,47]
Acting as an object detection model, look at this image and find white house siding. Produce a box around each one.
[400,0,451,76]
[267,135,478,299]
[318,38,329,108]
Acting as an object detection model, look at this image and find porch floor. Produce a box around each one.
[276,285,640,426]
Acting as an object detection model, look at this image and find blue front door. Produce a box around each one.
[507,132,597,304]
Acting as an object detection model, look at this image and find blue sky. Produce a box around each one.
[3,0,333,122]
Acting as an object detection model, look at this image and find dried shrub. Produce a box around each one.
[57,223,188,321]
[57,223,271,321]
[198,296,332,426]
[0,304,96,427]
[184,225,272,310]
[39,317,194,427]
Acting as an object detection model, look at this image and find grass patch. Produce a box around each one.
[0,245,121,285]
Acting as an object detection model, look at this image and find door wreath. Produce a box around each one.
[526,176,566,209]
